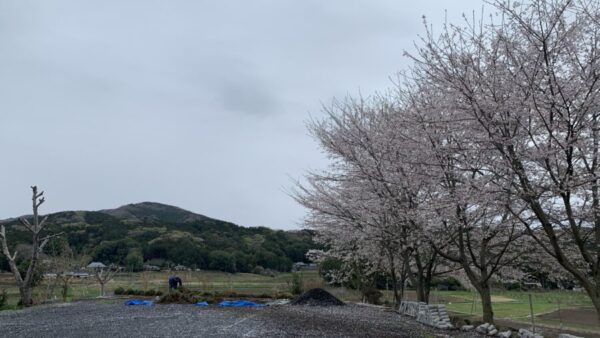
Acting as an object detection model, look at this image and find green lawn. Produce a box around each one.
[427,290,592,319]
[427,289,599,335]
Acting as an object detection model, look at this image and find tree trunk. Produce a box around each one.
[589,290,600,322]
[479,283,494,324]
[100,283,105,297]
[399,261,407,302]
[387,251,400,305]
[19,285,32,306]
[390,268,400,305]
[416,278,427,303]
[61,281,69,302]
[411,250,428,303]
[423,252,436,304]
[423,283,431,304]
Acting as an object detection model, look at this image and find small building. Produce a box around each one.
[174,264,190,271]
[67,272,91,279]
[292,262,318,271]
[292,262,306,271]
[143,264,161,271]
[87,262,107,270]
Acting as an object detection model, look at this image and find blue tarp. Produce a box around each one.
[125,299,154,306]
[195,301,209,307]
[218,300,265,308]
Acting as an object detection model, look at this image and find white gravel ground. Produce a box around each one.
[0,301,483,338]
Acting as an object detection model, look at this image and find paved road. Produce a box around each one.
[0,301,479,337]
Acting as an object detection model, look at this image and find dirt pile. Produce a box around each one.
[157,287,199,304]
[290,288,345,306]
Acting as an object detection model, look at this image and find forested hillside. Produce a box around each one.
[0,202,316,273]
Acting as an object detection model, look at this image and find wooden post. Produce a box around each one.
[557,295,563,330]
[528,293,535,334]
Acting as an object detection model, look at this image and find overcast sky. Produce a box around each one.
[0,0,483,229]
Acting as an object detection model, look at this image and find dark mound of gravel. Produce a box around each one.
[290,288,345,306]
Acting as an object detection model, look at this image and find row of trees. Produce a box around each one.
[295,0,600,323]
[90,237,296,273]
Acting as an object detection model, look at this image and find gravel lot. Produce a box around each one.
[0,301,481,338]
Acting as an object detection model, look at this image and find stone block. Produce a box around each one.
[477,323,491,334]
[518,329,544,338]
[399,302,453,329]
[461,325,474,331]
[498,330,512,338]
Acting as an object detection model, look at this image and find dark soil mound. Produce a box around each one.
[290,288,345,306]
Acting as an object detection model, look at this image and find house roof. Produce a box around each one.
[87,262,107,269]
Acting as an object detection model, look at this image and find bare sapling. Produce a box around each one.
[94,266,116,297]
[0,186,62,306]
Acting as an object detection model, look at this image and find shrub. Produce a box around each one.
[303,277,325,290]
[18,260,43,287]
[318,257,343,285]
[290,272,303,295]
[263,269,277,277]
[361,287,383,305]
[503,281,522,291]
[0,289,6,308]
[431,277,465,291]
[252,266,265,275]
[114,287,125,295]
[275,292,293,299]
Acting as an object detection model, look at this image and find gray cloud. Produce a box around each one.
[0,0,484,229]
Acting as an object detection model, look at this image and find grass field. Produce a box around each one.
[1,271,598,335]
[0,270,325,306]
[426,290,598,333]
[426,290,592,319]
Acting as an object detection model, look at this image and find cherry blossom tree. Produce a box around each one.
[403,79,528,323]
[295,0,600,322]
[294,96,450,304]
[407,0,600,319]
[295,92,526,322]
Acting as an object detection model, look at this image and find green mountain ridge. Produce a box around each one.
[0,202,317,273]
[98,201,213,224]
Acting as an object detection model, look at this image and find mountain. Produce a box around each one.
[99,202,211,224]
[0,202,317,273]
